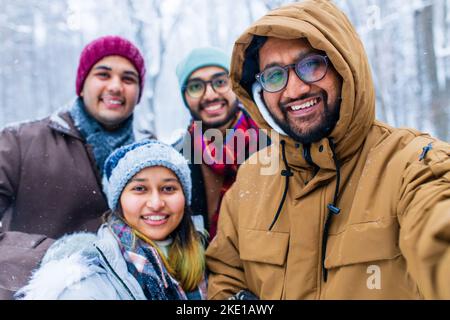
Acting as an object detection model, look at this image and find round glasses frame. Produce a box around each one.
[183,74,231,99]
[255,54,329,93]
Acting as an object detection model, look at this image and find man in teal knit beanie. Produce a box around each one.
[176,47,238,128]
[175,47,264,241]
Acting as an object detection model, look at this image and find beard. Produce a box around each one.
[189,98,240,129]
[265,90,341,144]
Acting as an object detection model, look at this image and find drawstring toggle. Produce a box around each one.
[327,204,341,215]
[281,170,294,177]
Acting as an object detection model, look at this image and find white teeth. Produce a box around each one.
[105,100,122,105]
[143,215,167,221]
[102,97,123,105]
[205,104,222,111]
[290,98,318,111]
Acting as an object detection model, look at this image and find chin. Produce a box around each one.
[203,118,225,127]
[151,234,169,241]
[103,115,130,126]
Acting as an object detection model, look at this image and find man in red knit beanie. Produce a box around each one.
[0,35,154,299]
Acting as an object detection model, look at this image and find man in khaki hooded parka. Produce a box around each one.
[206,0,450,300]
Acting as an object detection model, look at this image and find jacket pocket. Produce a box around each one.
[325,217,401,269]
[322,218,424,299]
[0,231,55,297]
[239,229,289,265]
[238,229,289,299]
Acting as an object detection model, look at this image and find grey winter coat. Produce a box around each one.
[16,225,147,300]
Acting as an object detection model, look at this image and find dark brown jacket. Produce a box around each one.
[0,110,107,237]
[0,109,109,298]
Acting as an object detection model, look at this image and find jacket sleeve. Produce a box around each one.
[205,185,248,300]
[0,127,21,221]
[397,138,450,299]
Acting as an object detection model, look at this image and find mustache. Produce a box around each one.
[200,99,227,109]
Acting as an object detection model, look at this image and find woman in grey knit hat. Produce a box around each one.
[17,140,207,300]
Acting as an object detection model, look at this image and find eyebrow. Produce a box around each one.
[188,71,228,82]
[94,65,112,72]
[262,50,321,70]
[131,177,179,183]
[94,65,139,80]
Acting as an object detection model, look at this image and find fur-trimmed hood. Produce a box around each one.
[16,226,146,300]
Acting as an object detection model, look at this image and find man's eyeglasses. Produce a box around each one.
[256,54,329,93]
[184,73,231,99]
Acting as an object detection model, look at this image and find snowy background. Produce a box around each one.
[1,0,449,142]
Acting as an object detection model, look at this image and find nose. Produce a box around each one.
[145,193,165,211]
[202,82,220,100]
[106,75,123,94]
[282,68,311,100]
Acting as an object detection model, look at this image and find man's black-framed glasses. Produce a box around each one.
[256,54,329,93]
[184,72,231,99]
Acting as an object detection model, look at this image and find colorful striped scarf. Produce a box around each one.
[189,107,260,239]
[108,215,205,300]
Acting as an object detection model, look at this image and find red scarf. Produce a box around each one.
[189,108,260,239]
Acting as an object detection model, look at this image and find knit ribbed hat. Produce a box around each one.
[102,140,192,210]
[176,46,230,89]
[76,35,146,102]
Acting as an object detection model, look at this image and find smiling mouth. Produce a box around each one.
[202,102,225,115]
[287,98,320,112]
[142,214,169,221]
[101,96,125,107]
[141,214,170,226]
